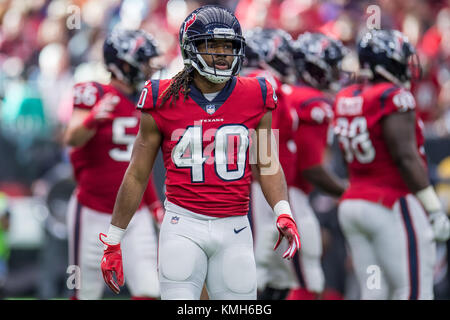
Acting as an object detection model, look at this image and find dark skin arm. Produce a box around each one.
[254,111,290,208]
[302,165,346,197]
[110,112,162,229]
[381,110,429,192]
[296,122,346,197]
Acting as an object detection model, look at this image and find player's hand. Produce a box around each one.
[99,233,124,294]
[83,94,120,129]
[429,211,450,242]
[273,214,301,259]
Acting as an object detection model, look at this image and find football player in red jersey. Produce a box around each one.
[285,32,348,300]
[64,29,164,300]
[334,29,450,299]
[99,5,300,300]
[242,28,301,300]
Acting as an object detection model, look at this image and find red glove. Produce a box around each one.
[83,93,120,129]
[273,214,301,260]
[99,233,124,294]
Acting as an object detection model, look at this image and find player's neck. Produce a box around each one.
[110,78,135,96]
[193,71,227,94]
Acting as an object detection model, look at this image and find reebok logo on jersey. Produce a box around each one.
[234,226,247,234]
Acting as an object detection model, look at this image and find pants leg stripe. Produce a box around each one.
[291,252,307,289]
[399,197,419,300]
[73,201,82,298]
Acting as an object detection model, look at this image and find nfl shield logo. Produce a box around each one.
[170,216,180,224]
[206,104,216,115]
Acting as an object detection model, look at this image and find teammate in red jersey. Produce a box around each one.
[334,29,450,299]
[64,29,163,300]
[283,32,348,300]
[99,6,300,300]
[242,28,300,300]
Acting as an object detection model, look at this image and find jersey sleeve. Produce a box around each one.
[381,86,416,117]
[256,77,277,111]
[295,121,329,171]
[136,79,160,112]
[72,82,103,110]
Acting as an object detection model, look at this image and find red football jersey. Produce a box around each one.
[333,82,427,208]
[245,69,297,186]
[289,85,333,194]
[70,82,159,214]
[138,76,277,218]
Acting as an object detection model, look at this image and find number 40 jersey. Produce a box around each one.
[333,82,427,209]
[138,77,277,218]
[70,82,152,214]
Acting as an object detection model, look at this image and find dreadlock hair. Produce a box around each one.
[159,66,194,107]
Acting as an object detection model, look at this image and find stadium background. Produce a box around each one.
[0,0,449,299]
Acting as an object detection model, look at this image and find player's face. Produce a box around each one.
[197,40,235,71]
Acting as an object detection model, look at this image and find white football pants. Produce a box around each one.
[67,194,160,300]
[158,200,257,300]
[338,195,436,300]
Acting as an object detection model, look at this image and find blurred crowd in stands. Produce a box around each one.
[0,0,449,299]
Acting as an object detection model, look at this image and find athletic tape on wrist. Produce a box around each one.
[416,185,442,214]
[106,224,125,245]
[273,200,293,218]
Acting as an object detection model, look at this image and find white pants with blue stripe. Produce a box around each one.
[338,194,436,300]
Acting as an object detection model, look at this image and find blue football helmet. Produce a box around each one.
[292,32,346,91]
[103,29,159,88]
[357,29,420,88]
[244,28,296,82]
[179,5,246,84]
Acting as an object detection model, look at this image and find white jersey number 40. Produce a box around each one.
[172,125,249,182]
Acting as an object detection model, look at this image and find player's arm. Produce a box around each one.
[302,166,346,197]
[110,112,162,230]
[297,123,346,197]
[382,111,428,192]
[64,93,119,147]
[255,111,300,259]
[382,110,450,241]
[63,108,96,147]
[256,111,289,208]
[142,174,165,225]
[99,112,162,294]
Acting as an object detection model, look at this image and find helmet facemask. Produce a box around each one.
[182,33,246,84]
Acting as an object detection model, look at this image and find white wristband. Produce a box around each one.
[106,224,126,245]
[415,186,442,213]
[273,200,293,218]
